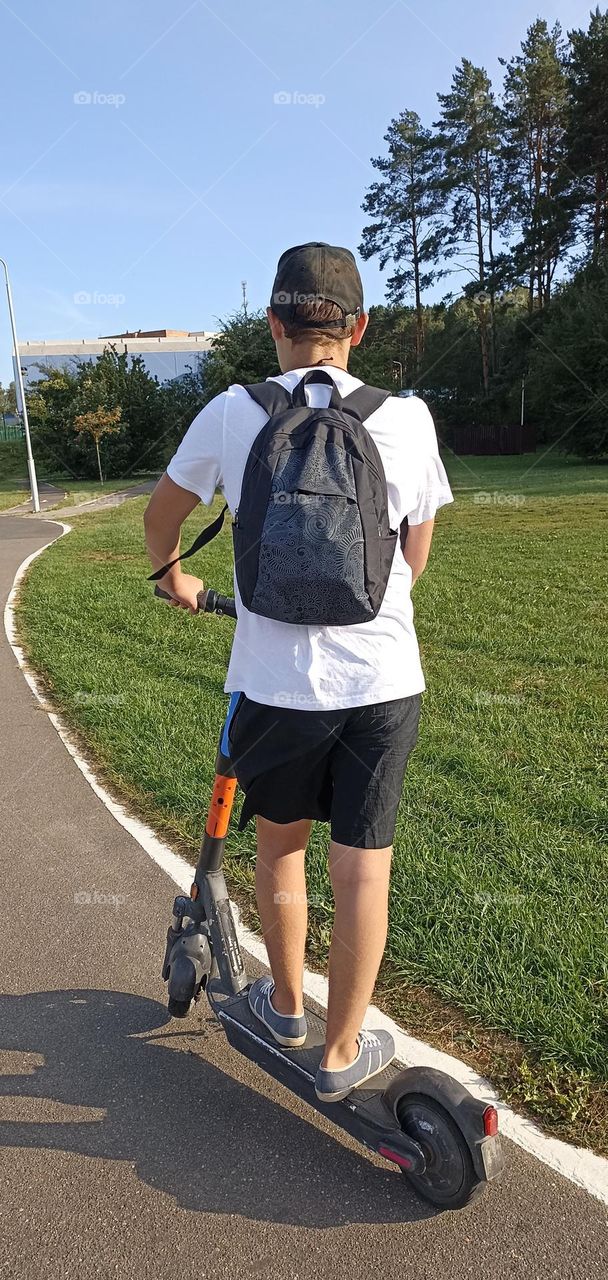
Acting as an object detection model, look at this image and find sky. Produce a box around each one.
[0,0,598,385]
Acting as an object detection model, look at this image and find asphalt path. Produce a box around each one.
[0,513,607,1280]
[4,480,67,513]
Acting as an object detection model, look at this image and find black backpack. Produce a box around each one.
[151,369,399,627]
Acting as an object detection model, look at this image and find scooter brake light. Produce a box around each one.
[378,1145,414,1170]
[483,1105,498,1137]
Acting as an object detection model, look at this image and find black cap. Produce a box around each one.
[270,242,363,328]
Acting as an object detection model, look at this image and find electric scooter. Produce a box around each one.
[155,584,505,1211]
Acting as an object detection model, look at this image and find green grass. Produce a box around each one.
[0,440,27,479]
[15,452,608,1138]
[0,441,29,506]
[445,448,608,496]
[0,485,27,511]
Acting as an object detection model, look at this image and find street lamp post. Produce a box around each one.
[0,257,40,512]
[392,359,403,390]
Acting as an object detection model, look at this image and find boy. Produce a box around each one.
[144,242,453,1102]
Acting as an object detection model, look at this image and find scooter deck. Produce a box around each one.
[207,982,406,1147]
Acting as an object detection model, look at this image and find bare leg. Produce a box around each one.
[255,815,312,1017]
[322,843,392,1069]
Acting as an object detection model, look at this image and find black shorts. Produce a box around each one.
[227,693,421,849]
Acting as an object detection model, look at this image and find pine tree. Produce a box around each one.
[499,19,572,310]
[359,110,448,369]
[567,6,608,257]
[435,59,502,391]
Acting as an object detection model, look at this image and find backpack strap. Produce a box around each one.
[148,502,228,582]
[341,385,392,421]
[244,381,293,416]
[291,368,343,409]
[149,381,291,585]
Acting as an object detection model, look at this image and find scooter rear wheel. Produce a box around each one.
[395,1093,483,1210]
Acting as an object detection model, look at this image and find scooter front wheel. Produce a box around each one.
[167,997,193,1018]
[395,1093,483,1210]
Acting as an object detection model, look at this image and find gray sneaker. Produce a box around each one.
[315,1029,395,1102]
[248,976,307,1047]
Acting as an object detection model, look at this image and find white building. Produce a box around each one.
[18,329,218,387]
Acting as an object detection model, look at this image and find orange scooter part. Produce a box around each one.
[205,774,238,838]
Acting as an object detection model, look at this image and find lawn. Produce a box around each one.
[0,484,28,511]
[0,441,29,508]
[15,450,608,1146]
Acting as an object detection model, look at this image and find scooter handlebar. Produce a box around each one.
[154,584,237,620]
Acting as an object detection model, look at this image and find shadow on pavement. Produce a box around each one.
[0,989,437,1228]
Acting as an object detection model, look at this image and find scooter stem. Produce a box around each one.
[190,710,248,995]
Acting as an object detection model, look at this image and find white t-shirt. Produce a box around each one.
[167,365,453,710]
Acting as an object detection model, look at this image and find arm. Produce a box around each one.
[401,517,435,585]
[144,474,204,613]
[145,393,225,613]
[398,397,453,584]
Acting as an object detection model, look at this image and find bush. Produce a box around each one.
[0,438,27,481]
[28,348,167,479]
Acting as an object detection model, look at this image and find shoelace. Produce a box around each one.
[359,1030,381,1050]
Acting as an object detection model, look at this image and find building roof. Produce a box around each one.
[99,328,215,339]
[19,332,218,357]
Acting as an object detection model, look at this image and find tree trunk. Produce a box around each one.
[594,170,602,250]
[478,305,490,400]
[533,126,544,308]
[473,155,490,396]
[410,202,424,372]
[95,438,104,485]
[484,153,498,376]
[597,164,608,255]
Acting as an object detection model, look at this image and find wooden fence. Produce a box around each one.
[452,423,536,455]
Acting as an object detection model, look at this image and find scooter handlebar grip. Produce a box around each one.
[154,584,236,619]
[203,590,237,620]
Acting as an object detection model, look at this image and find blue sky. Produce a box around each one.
[0,0,597,385]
